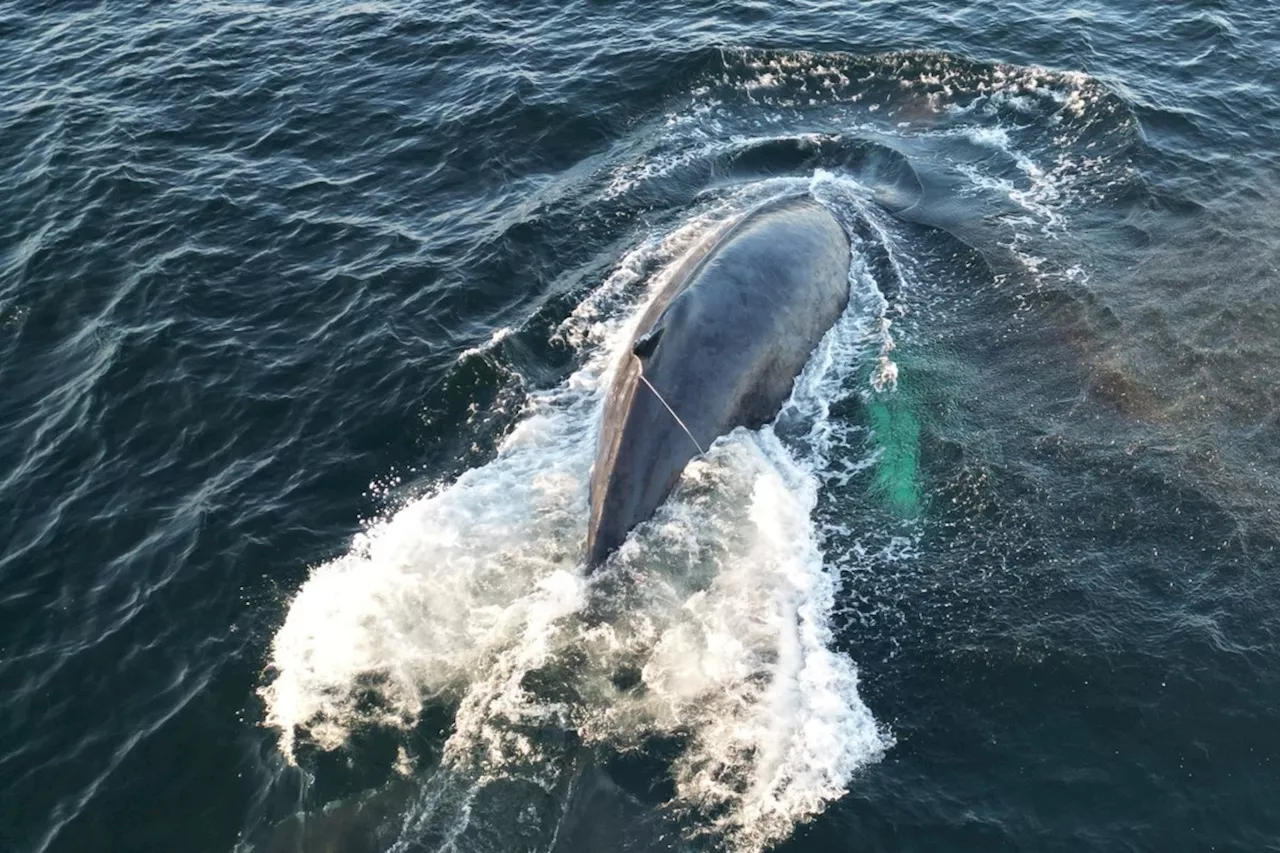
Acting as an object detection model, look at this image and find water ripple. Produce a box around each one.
[3,2,1280,852]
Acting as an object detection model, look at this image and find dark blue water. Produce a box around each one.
[4,2,1280,852]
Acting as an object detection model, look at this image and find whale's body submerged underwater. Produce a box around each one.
[586,195,853,566]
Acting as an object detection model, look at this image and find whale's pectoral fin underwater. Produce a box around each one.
[585,195,853,567]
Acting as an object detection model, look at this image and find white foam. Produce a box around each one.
[260,184,896,851]
[456,326,513,361]
[569,431,889,851]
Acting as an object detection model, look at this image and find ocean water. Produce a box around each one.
[3,2,1280,852]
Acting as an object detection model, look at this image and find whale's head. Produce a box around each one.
[584,196,851,569]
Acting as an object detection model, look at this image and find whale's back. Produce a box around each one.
[586,197,852,567]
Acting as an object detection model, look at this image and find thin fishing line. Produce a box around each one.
[637,369,706,455]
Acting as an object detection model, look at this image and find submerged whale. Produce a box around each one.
[586,195,853,566]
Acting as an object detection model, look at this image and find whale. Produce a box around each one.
[586,195,853,567]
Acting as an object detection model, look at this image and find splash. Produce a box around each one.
[260,184,898,851]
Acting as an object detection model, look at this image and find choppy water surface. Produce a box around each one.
[3,2,1280,852]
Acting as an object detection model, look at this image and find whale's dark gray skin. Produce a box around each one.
[586,196,852,567]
